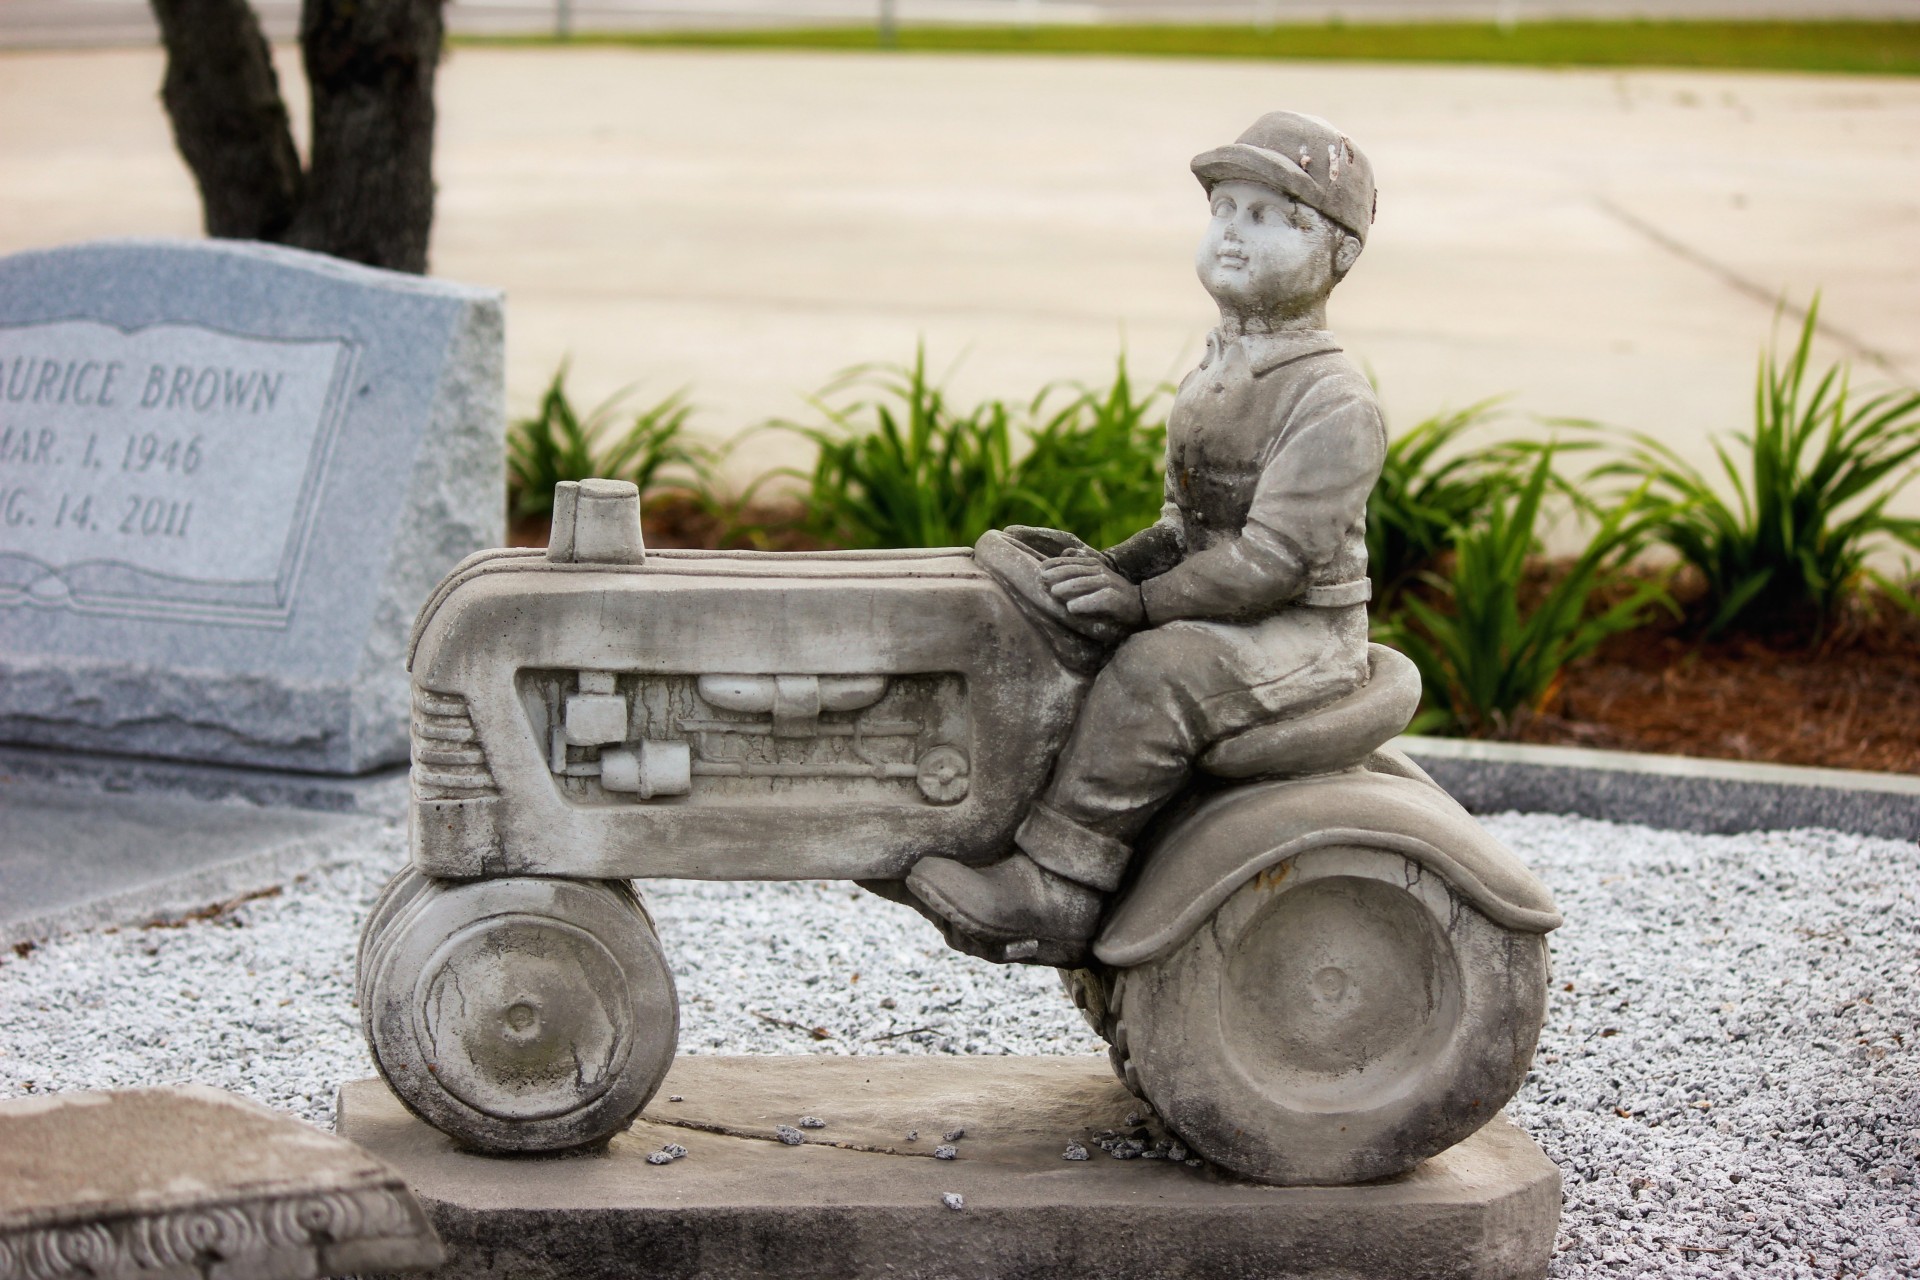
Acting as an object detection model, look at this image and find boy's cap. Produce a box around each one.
[1192,111,1376,245]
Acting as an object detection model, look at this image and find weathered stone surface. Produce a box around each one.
[0,1083,443,1279]
[339,1056,1560,1280]
[0,239,502,774]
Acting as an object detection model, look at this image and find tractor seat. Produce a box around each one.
[1199,644,1422,780]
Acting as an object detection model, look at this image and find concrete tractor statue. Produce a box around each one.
[357,110,1560,1187]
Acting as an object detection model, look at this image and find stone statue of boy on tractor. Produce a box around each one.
[358,111,1559,1187]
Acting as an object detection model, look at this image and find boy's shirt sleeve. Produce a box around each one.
[1140,378,1384,624]
[1105,483,1186,582]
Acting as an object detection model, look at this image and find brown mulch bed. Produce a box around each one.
[510,503,1920,776]
[1513,606,1920,775]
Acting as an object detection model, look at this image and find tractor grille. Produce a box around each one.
[411,689,497,800]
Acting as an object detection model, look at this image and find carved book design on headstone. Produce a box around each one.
[0,240,502,773]
[0,322,358,625]
[359,114,1560,1186]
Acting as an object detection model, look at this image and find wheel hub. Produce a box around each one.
[415,915,635,1122]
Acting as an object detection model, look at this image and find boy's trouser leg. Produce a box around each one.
[1016,624,1266,891]
[1016,612,1369,892]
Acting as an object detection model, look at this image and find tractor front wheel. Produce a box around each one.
[358,871,679,1154]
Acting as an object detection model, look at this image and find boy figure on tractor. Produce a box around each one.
[908,111,1389,963]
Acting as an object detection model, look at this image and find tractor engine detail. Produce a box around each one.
[520,669,971,807]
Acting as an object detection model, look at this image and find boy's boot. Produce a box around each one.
[906,850,1104,966]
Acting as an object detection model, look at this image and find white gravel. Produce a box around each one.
[1,810,1916,1278]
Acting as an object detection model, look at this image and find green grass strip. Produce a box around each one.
[459,20,1920,77]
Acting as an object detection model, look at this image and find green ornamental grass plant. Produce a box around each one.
[1006,359,1168,549]
[1377,448,1677,737]
[1366,401,1509,608]
[1597,302,1920,637]
[1366,401,1600,610]
[776,350,1024,548]
[765,350,1167,550]
[1875,561,1920,621]
[507,364,703,521]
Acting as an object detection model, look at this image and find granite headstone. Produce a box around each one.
[0,239,502,773]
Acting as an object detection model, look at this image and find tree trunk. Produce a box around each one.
[148,0,444,275]
[150,0,303,242]
[288,0,445,274]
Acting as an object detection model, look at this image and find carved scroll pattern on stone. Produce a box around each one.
[517,669,971,806]
[0,1184,428,1280]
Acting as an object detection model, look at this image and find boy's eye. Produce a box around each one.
[1211,196,1233,217]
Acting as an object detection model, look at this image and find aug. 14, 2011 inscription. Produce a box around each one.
[0,320,357,627]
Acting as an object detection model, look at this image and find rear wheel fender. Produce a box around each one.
[1093,769,1560,969]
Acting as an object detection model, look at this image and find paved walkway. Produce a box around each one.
[2,46,1916,519]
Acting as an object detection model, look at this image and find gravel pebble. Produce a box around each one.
[773,1125,804,1146]
[1064,1142,1089,1161]
[933,1144,958,1161]
[0,812,1914,1276]
[798,1115,826,1129]
[942,1127,965,1142]
[941,1192,964,1211]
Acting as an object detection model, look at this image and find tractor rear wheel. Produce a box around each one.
[1080,845,1548,1185]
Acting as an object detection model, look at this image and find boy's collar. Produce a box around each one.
[1202,327,1342,376]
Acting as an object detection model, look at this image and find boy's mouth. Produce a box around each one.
[1215,249,1248,269]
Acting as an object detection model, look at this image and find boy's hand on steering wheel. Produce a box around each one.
[1041,556,1146,628]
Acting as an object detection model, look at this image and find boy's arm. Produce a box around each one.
[1104,478,1186,583]
[1139,384,1384,624]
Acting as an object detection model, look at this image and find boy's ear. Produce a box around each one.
[1332,232,1363,281]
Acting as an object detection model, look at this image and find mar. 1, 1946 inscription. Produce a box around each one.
[0,319,357,627]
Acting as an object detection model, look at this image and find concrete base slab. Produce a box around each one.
[339,1056,1561,1280]
[0,777,385,948]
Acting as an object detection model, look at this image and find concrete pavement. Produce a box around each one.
[1,46,1915,519]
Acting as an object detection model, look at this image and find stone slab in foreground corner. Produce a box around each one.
[339,1056,1560,1280]
[0,1084,443,1279]
[0,239,503,774]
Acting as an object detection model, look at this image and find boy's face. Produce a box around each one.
[1194,180,1342,317]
